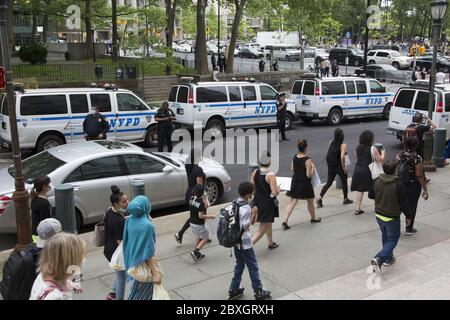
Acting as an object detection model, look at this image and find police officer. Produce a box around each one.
[155,101,176,152]
[83,104,110,141]
[276,93,289,142]
[272,58,279,72]
[259,58,265,72]
[211,53,217,71]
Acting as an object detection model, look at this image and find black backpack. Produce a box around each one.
[326,141,341,167]
[396,159,411,185]
[0,247,40,300]
[217,200,246,248]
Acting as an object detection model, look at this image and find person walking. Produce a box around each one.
[351,130,384,215]
[31,176,52,243]
[250,151,280,250]
[123,196,161,300]
[211,53,217,71]
[154,101,176,152]
[320,59,327,77]
[396,137,429,235]
[407,113,437,160]
[276,93,289,142]
[174,149,207,245]
[420,68,427,80]
[83,104,110,141]
[259,58,265,72]
[29,233,86,300]
[104,186,129,300]
[227,182,272,301]
[272,59,279,71]
[316,128,353,208]
[282,139,322,230]
[369,161,412,272]
[325,59,331,77]
[331,59,339,77]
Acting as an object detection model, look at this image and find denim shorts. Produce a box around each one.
[190,223,209,240]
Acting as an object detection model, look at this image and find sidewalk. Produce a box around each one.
[2,167,450,300]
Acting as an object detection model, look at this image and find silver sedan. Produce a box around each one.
[0,140,231,233]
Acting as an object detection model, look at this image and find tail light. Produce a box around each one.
[188,90,194,104]
[436,101,443,113]
[315,87,320,96]
[0,195,12,216]
[392,95,397,106]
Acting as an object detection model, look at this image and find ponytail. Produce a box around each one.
[31,176,51,199]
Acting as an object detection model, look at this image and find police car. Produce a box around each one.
[290,75,395,125]
[386,81,450,140]
[167,78,299,132]
[0,84,158,152]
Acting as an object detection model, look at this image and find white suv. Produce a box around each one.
[367,50,413,70]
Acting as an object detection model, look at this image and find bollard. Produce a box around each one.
[248,163,259,181]
[54,184,77,234]
[432,128,447,168]
[423,131,437,172]
[335,175,343,190]
[132,179,146,199]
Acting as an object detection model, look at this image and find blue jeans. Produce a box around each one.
[445,140,450,159]
[375,217,401,264]
[229,247,262,293]
[112,270,126,300]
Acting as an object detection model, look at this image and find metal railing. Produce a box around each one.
[373,69,413,85]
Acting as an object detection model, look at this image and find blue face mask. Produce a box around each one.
[118,207,127,214]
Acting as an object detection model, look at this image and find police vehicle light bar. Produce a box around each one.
[91,82,118,90]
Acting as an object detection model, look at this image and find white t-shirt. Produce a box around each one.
[436,72,446,84]
[29,274,73,300]
[237,198,253,250]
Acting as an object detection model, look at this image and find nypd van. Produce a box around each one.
[386,81,450,140]
[0,86,158,152]
[167,79,299,132]
[290,75,395,125]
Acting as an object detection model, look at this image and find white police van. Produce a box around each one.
[0,85,158,152]
[167,79,299,132]
[387,81,450,140]
[290,75,395,125]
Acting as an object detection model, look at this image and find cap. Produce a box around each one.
[36,218,62,248]
[259,151,271,166]
[279,92,286,97]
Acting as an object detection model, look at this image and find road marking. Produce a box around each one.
[0,158,11,163]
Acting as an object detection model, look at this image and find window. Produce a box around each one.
[321,81,345,95]
[228,86,242,102]
[345,81,356,94]
[246,19,253,26]
[8,151,66,183]
[70,94,89,114]
[168,86,178,102]
[376,52,389,58]
[64,167,83,183]
[177,87,189,103]
[356,81,368,94]
[302,81,315,95]
[124,154,165,175]
[368,51,375,56]
[0,94,9,116]
[369,81,385,93]
[445,93,450,112]
[260,86,277,101]
[80,156,124,181]
[292,81,303,94]
[414,91,430,111]
[117,93,148,111]
[196,86,228,103]
[395,90,415,108]
[20,95,67,116]
[90,94,111,112]
[242,86,257,101]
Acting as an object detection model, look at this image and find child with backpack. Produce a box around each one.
[189,185,216,263]
[226,182,271,300]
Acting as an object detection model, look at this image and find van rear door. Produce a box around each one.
[0,94,10,147]
[389,89,417,135]
[443,93,450,139]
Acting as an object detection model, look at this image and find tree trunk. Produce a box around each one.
[6,0,14,52]
[112,0,119,63]
[165,0,178,75]
[195,0,209,74]
[42,0,49,44]
[85,0,93,60]
[226,0,245,73]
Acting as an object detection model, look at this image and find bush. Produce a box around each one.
[18,44,47,65]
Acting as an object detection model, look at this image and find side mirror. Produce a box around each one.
[163,165,173,174]
[383,87,387,92]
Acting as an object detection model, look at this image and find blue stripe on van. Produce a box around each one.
[343,105,385,110]
[63,127,147,137]
[206,101,276,108]
[23,112,156,122]
[329,94,393,99]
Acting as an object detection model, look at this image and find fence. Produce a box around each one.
[373,69,413,85]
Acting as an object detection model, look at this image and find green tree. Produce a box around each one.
[195,0,209,74]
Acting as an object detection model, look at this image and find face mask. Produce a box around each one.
[118,207,127,214]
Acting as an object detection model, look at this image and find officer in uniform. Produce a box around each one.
[83,104,110,141]
[155,101,176,152]
[276,93,289,142]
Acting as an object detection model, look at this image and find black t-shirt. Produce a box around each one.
[103,208,125,262]
[155,108,175,129]
[31,197,52,236]
[189,196,206,225]
[83,113,110,138]
[185,164,206,201]
[416,125,430,141]
[277,100,287,117]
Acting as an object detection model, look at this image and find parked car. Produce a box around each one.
[411,56,450,73]
[355,64,413,83]
[367,50,413,69]
[264,45,300,61]
[237,47,264,59]
[307,47,329,63]
[369,44,401,52]
[177,43,193,53]
[207,43,219,55]
[329,47,364,67]
[0,140,232,233]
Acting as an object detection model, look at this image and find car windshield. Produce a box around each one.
[390,51,401,57]
[151,152,181,167]
[316,49,327,54]
[8,151,66,183]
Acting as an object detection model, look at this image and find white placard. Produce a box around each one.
[276,177,292,191]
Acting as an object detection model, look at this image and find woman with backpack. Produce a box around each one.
[316,128,353,208]
[104,186,129,300]
[282,139,322,230]
[31,176,52,242]
[351,130,384,215]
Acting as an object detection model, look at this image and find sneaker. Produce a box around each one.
[206,239,212,245]
[343,199,353,205]
[316,198,323,208]
[405,228,417,235]
[228,288,245,300]
[426,178,431,184]
[371,257,382,273]
[383,257,396,267]
[281,222,290,230]
[190,250,202,263]
[174,233,182,244]
[254,288,272,300]
[105,292,116,300]
[268,242,279,250]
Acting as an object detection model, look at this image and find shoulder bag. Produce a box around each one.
[368,146,384,180]
[90,209,108,247]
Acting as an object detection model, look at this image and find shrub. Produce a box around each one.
[18,44,48,65]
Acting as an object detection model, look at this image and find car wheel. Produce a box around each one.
[327,108,342,126]
[369,60,376,65]
[285,113,293,130]
[206,118,225,135]
[392,62,400,70]
[36,134,65,153]
[301,117,313,124]
[383,103,392,120]
[443,67,450,73]
[354,59,361,67]
[144,126,158,147]
[285,55,290,61]
[206,178,222,205]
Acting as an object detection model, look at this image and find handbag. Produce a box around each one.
[127,261,163,283]
[345,154,351,167]
[109,242,125,271]
[369,146,384,180]
[153,284,171,300]
[90,209,108,247]
[311,168,322,188]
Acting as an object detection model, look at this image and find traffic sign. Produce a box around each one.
[345,31,351,39]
